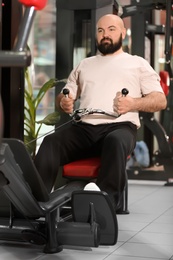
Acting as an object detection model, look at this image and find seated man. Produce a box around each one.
[34,14,167,211]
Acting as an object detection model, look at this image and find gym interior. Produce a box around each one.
[0,0,173,259]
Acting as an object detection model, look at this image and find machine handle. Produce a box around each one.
[63,88,70,98]
[121,88,129,96]
[18,0,47,10]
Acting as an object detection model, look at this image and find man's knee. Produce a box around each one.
[104,131,122,146]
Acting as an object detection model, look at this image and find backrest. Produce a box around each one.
[0,142,45,217]
[2,138,49,202]
[0,138,49,215]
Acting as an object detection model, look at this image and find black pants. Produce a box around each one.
[34,121,137,196]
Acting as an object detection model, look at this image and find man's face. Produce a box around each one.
[96,16,126,55]
[97,33,123,55]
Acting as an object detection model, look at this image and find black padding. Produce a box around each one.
[72,190,118,245]
[2,138,49,202]
[0,143,44,217]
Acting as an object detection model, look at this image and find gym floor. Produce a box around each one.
[0,180,173,260]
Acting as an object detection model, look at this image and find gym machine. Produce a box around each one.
[118,0,173,184]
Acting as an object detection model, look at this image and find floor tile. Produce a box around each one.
[143,222,173,234]
[155,214,173,224]
[39,243,122,260]
[113,242,173,259]
[0,242,44,260]
[118,230,137,242]
[117,213,159,223]
[129,232,173,246]
[106,255,169,260]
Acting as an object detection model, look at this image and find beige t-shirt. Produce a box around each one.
[63,52,163,128]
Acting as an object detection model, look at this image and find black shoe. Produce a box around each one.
[110,193,130,214]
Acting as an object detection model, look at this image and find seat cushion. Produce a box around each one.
[63,157,101,179]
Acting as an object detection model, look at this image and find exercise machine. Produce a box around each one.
[118,0,173,184]
[0,138,118,253]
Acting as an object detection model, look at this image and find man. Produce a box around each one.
[34,14,166,211]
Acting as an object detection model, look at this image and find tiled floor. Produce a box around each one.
[0,180,173,260]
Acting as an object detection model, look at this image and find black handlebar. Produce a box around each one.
[122,88,129,96]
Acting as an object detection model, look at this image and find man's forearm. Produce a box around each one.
[132,92,167,113]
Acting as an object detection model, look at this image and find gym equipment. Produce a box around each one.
[116,0,173,184]
[0,0,48,67]
[62,87,128,120]
[127,71,173,183]
[63,157,129,214]
[0,138,118,253]
[19,0,47,10]
[0,97,3,145]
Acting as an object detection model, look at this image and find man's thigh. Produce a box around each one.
[50,123,95,162]
[102,123,137,156]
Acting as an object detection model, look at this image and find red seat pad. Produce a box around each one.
[63,157,101,178]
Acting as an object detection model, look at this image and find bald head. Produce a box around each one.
[97,14,125,32]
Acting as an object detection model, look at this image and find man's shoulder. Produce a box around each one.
[123,53,151,67]
[78,55,98,67]
[131,54,149,64]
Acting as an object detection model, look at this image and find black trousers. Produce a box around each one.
[34,121,137,195]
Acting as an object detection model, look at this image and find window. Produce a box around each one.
[27,0,56,149]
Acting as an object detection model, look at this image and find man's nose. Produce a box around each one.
[102,30,109,37]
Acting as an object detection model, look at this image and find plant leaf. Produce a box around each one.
[34,79,57,109]
[25,68,33,96]
[36,112,60,125]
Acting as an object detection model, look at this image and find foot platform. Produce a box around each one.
[71,190,118,245]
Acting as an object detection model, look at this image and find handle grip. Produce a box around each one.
[62,88,73,117]
[121,88,129,96]
[63,88,70,98]
[63,88,70,96]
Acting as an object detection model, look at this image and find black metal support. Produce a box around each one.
[160,0,173,152]
[1,0,24,140]
[44,210,63,254]
[127,112,173,183]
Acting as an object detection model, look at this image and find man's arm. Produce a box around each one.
[131,92,167,112]
[114,91,167,114]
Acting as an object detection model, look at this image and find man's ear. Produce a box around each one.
[122,28,127,40]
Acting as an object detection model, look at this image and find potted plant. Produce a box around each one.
[24,68,66,158]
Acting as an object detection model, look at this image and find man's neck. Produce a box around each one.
[102,48,124,56]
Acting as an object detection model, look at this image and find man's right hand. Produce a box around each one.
[59,94,74,114]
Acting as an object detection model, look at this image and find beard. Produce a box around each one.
[97,34,123,55]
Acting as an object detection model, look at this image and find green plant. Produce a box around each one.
[24,68,65,158]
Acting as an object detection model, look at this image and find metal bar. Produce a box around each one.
[0,51,31,67]
[13,6,36,52]
[164,0,173,77]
